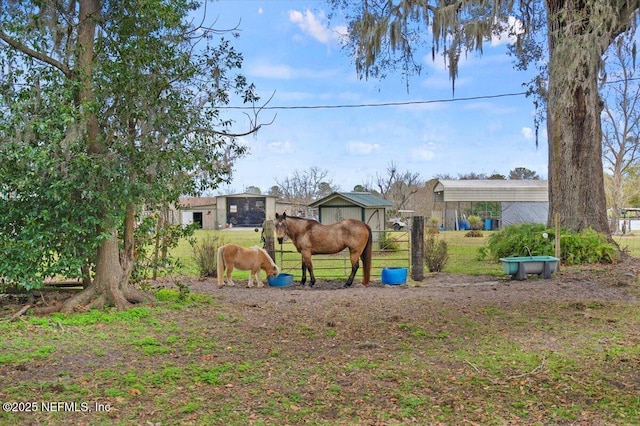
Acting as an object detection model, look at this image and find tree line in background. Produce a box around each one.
[238,154,640,229]
[236,163,541,215]
[601,31,640,232]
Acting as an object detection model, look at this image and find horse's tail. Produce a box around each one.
[362,224,373,285]
[217,245,225,287]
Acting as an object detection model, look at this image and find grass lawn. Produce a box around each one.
[1,282,638,425]
[1,228,638,425]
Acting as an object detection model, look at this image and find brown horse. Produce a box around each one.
[274,212,372,287]
[217,244,279,289]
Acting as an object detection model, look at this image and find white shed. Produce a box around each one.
[433,180,549,230]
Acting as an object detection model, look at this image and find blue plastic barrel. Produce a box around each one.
[381,267,408,285]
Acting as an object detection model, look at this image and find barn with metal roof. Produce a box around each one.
[433,180,549,230]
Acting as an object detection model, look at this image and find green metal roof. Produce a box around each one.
[309,192,394,208]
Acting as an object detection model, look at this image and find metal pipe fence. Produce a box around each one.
[269,217,640,282]
[273,230,410,281]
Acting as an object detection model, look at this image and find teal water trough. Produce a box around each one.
[500,256,560,280]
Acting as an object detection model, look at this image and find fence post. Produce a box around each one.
[411,216,425,281]
[262,220,276,261]
[554,213,561,271]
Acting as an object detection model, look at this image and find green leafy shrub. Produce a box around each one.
[465,230,484,237]
[560,228,618,264]
[482,223,618,265]
[424,234,448,272]
[483,224,552,259]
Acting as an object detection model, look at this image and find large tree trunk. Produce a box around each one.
[545,1,611,235]
[61,230,124,312]
[55,0,152,312]
[59,227,152,313]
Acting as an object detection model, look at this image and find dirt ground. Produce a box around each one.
[174,257,640,310]
[2,258,638,317]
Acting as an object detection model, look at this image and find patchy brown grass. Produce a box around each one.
[1,259,639,425]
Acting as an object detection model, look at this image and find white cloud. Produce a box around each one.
[521,127,534,140]
[411,144,436,161]
[424,51,448,73]
[274,91,316,102]
[423,48,477,73]
[421,74,471,94]
[288,9,347,46]
[258,7,263,15]
[268,140,292,153]
[346,141,381,155]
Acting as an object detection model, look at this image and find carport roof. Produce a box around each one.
[433,180,548,202]
[310,192,394,208]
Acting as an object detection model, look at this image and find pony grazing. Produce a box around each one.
[217,244,279,289]
[274,212,372,288]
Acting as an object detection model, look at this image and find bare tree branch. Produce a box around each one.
[183,91,277,138]
[275,167,338,208]
[601,30,640,232]
[376,162,422,212]
[0,30,71,77]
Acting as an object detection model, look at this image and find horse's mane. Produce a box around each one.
[252,246,277,266]
[286,215,318,223]
[283,216,323,230]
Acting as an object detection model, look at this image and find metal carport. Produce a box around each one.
[432,180,549,230]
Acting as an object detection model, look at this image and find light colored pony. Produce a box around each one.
[217,244,279,288]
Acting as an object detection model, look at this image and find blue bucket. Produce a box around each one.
[267,273,294,288]
[381,267,408,285]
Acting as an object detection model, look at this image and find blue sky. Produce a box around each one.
[204,1,547,194]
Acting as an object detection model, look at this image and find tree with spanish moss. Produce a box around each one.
[330,0,640,236]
